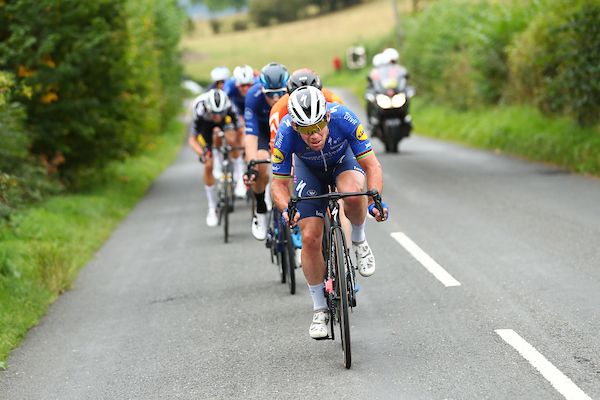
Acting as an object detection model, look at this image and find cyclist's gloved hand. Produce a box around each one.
[198,153,206,164]
[368,202,389,222]
[282,207,300,227]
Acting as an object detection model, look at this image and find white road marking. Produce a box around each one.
[495,329,592,400]
[391,232,461,287]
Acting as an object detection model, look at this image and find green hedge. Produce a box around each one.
[401,0,600,126]
[0,0,185,173]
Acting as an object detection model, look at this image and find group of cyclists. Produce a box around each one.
[189,62,389,340]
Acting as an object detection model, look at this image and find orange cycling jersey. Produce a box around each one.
[269,87,344,152]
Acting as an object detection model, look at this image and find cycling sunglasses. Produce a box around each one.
[263,88,287,99]
[294,117,328,136]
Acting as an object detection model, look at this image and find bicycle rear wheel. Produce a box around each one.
[333,227,351,369]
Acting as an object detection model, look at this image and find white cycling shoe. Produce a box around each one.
[206,208,218,227]
[234,179,247,199]
[353,240,376,277]
[251,213,268,240]
[309,309,329,339]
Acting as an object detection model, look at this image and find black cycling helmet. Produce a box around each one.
[287,68,323,93]
[260,62,289,91]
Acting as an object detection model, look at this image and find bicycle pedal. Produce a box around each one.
[312,335,332,341]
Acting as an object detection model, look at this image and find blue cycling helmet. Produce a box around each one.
[260,62,289,91]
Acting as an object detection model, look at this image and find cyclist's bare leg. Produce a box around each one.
[339,202,352,246]
[252,149,271,193]
[298,216,326,285]
[203,153,215,186]
[335,170,367,225]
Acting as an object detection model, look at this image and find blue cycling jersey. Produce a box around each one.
[224,76,258,116]
[272,103,373,177]
[244,83,271,138]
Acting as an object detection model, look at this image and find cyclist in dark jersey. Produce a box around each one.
[188,89,240,227]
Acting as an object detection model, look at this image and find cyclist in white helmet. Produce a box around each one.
[188,88,241,226]
[222,65,257,198]
[209,66,231,90]
[271,86,388,339]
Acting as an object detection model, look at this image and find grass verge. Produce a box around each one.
[411,98,600,175]
[0,119,185,368]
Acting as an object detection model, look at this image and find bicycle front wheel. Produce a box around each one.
[283,225,296,295]
[332,227,351,369]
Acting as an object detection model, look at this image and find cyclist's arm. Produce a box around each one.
[188,135,203,155]
[271,176,292,213]
[357,152,383,204]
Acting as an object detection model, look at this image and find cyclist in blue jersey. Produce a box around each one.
[224,65,257,121]
[271,86,389,339]
[244,62,289,240]
[222,65,256,198]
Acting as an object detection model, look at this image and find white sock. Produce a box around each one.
[233,156,245,182]
[265,181,272,207]
[351,221,366,243]
[213,149,223,170]
[204,185,217,210]
[308,282,328,311]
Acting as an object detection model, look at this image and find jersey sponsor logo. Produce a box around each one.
[315,210,324,218]
[274,132,284,148]
[225,115,232,124]
[296,180,307,197]
[307,189,317,197]
[245,109,253,120]
[344,112,359,126]
[356,124,367,141]
[272,164,281,172]
[272,148,285,164]
[329,104,340,113]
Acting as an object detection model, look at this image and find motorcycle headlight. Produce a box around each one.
[376,94,392,109]
[391,93,406,108]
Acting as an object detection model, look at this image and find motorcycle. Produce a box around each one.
[365,65,414,153]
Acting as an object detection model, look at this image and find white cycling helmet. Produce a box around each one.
[205,88,230,114]
[382,48,399,64]
[287,86,327,128]
[210,66,230,82]
[233,65,255,86]
[372,53,386,67]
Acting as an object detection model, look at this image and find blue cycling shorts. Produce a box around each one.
[293,147,365,220]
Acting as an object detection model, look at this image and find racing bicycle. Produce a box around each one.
[288,189,384,369]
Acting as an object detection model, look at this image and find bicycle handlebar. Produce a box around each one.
[245,159,271,182]
[287,189,385,228]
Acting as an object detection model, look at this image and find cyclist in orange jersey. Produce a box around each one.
[269,68,344,153]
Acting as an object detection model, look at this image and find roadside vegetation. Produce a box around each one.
[0,0,185,366]
[326,0,600,175]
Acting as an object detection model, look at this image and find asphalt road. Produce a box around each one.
[1,89,599,400]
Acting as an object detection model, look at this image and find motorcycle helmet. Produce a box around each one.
[287,86,327,131]
[260,62,289,91]
[210,66,230,82]
[383,48,399,64]
[286,68,323,93]
[233,65,255,86]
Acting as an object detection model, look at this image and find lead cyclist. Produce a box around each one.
[271,86,389,339]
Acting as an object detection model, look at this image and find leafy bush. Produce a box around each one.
[507,0,600,126]
[0,0,185,173]
[0,72,61,219]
